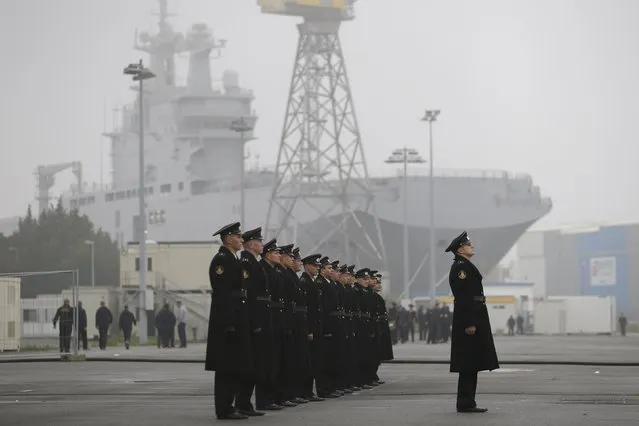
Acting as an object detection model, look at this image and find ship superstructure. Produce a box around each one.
[10,0,552,299]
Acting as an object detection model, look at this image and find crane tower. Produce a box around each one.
[260,0,387,267]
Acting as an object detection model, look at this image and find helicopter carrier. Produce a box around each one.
[3,1,552,299]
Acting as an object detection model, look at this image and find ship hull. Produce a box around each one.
[291,210,539,299]
[13,172,548,300]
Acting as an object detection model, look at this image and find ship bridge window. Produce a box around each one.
[160,184,171,194]
[106,193,114,202]
[202,118,231,129]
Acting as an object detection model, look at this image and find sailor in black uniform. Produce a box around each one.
[205,222,252,420]
[445,231,500,413]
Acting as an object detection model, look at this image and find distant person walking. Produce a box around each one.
[507,315,515,336]
[95,301,113,350]
[516,314,524,335]
[118,305,137,350]
[52,299,74,353]
[618,313,628,336]
[77,301,88,350]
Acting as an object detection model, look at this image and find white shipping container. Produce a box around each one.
[533,295,616,334]
[0,277,21,351]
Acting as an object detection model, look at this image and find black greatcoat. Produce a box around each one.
[205,246,253,374]
[319,275,340,375]
[261,260,284,377]
[373,292,394,361]
[292,271,311,377]
[361,287,379,369]
[449,255,499,373]
[304,272,324,377]
[241,251,274,381]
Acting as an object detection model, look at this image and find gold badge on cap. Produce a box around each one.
[458,270,466,280]
[215,265,224,275]
[243,270,249,279]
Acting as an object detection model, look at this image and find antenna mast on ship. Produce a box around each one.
[134,0,185,90]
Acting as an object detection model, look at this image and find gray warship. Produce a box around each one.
[2,1,552,299]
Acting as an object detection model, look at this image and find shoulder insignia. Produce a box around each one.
[243,270,249,279]
[458,270,466,280]
[215,265,224,275]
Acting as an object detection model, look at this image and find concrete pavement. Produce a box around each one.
[2,334,638,365]
[0,362,637,425]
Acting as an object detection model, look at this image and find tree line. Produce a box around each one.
[0,201,119,298]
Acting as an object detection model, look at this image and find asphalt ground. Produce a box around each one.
[0,362,638,425]
[2,334,638,365]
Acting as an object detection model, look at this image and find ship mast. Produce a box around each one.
[134,0,185,91]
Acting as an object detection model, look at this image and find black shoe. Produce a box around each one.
[281,400,298,407]
[236,409,265,417]
[217,412,249,420]
[376,380,385,385]
[256,404,283,411]
[457,407,488,413]
[360,385,373,390]
[292,397,308,404]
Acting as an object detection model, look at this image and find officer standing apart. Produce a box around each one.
[446,231,499,413]
[205,222,253,420]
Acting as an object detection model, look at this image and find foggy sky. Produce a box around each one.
[1,0,638,231]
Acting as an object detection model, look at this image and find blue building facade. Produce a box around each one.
[544,223,638,320]
[576,225,630,311]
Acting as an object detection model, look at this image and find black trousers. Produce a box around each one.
[255,376,276,408]
[78,327,88,350]
[235,376,255,411]
[59,325,72,352]
[214,371,240,417]
[457,371,478,409]
[98,327,109,349]
[122,327,132,342]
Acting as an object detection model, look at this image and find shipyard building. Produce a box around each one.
[514,222,639,321]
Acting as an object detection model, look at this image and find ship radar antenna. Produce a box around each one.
[259,0,387,271]
[154,0,176,28]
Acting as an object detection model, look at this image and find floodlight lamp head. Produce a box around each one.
[123,64,141,76]
[422,109,441,122]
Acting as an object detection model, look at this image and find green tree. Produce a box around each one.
[0,201,119,298]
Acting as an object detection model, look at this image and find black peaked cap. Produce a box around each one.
[445,231,469,253]
[213,222,242,237]
[241,227,263,242]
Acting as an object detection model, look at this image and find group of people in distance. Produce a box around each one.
[205,222,394,420]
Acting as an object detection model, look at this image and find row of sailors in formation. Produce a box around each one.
[205,222,395,420]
